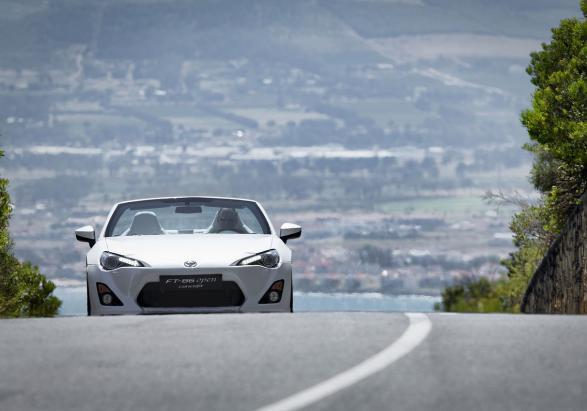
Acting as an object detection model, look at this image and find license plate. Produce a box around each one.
[160,275,222,292]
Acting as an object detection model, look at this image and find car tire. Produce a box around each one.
[289,283,294,313]
[86,275,91,316]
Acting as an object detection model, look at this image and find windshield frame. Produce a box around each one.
[103,197,272,237]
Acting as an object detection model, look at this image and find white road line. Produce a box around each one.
[255,313,432,411]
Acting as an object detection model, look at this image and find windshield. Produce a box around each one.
[105,198,271,236]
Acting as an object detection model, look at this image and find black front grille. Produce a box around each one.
[137,281,245,308]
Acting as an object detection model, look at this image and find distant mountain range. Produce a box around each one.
[1,0,583,283]
[0,0,581,64]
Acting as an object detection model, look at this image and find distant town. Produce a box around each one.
[2,0,573,295]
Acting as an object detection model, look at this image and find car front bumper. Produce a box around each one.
[87,263,292,315]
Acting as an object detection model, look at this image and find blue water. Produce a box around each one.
[294,292,440,312]
[54,287,440,316]
[54,287,88,316]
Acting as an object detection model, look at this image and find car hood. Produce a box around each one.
[104,234,275,267]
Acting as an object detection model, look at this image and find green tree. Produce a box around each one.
[440,1,587,313]
[522,0,587,231]
[0,149,61,317]
[504,0,587,307]
[438,277,508,313]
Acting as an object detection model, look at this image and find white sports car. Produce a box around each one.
[75,196,301,315]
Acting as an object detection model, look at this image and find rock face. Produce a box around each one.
[522,193,587,314]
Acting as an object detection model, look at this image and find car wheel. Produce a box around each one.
[86,275,91,316]
[289,283,294,313]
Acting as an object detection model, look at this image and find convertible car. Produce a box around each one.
[75,196,301,315]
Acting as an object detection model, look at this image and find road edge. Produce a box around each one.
[255,313,432,411]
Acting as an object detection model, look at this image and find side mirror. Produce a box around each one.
[279,223,302,244]
[75,225,96,247]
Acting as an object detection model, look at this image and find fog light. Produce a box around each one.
[259,280,285,304]
[96,283,123,306]
[268,291,280,303]
[102,294,113,305]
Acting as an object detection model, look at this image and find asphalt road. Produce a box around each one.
[1,312,586,411]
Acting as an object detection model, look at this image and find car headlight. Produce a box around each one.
[236,249,280,268]
[100,252,144,270]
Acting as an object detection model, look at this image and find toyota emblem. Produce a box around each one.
[184,260,198,268]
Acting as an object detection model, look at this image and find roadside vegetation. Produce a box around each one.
[440,0,587,313]
[0,148,61,317]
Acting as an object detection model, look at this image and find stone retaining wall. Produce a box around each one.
[521,193,587,314]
